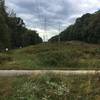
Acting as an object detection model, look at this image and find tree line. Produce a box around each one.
[0,0,42,51]
[49,10,100,44]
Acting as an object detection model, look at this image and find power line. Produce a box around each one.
[33,0,64,42]
[33,0,47,42]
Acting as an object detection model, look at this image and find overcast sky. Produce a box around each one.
[6,0,100,40]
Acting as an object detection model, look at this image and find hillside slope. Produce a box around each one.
[0,41,100,69]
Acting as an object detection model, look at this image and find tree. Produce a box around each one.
[0,0,11,51]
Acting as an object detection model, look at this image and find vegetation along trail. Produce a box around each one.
[0,70,100,76]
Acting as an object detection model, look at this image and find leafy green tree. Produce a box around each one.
[22,30,42,46]
[0,0,11,50]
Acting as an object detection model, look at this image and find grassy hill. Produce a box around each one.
[0,41,100,69]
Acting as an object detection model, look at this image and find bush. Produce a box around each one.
[0,54,12,64]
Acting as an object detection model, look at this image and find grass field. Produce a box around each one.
[0,73,100,100]
[0,41,100,69]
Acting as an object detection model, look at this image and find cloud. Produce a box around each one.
[6,0,100,40]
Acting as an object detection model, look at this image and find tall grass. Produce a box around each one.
[0,41,100,69]
[0,73,100,100]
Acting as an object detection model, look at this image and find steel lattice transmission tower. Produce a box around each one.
[58,22,61,43]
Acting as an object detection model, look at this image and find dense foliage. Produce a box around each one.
[49,10,100,44]
[0,0,42,51]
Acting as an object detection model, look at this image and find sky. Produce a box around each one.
[6,0,100,40]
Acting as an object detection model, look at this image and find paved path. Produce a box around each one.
[0,70,100,76]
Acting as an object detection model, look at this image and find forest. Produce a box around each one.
[49,10,100,44]
[0,0,42,51]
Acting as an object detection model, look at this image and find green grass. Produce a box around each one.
[0,41,100,69]
[0,73,100,100]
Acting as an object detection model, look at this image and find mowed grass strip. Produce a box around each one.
[0,73,100,100]
[0,41,100,69]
